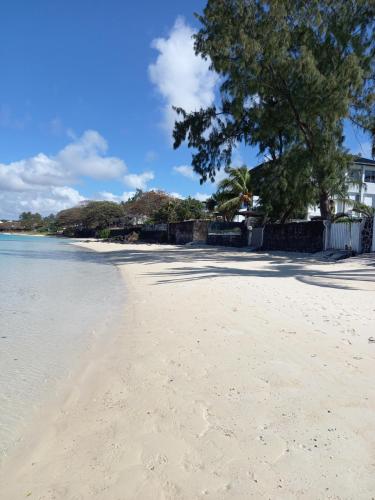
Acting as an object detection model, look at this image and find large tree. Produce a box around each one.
[56,201,124,230]
[121,190,175,220]
[152,197,205,223]
[83,201,124,229]
[173,0,374,219]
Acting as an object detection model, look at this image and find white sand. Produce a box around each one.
[1,243,375,499]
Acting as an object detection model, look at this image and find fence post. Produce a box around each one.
[323,220,331,250]
[372,216,375,252]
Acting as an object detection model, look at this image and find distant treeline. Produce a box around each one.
[3,190,207,235]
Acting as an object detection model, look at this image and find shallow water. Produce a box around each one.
[0,234,125,457]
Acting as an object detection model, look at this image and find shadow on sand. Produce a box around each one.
[2,243,374,291]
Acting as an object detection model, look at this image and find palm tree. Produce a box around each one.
[216,166,253,220]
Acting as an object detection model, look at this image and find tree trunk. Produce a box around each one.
[319,191,331,220]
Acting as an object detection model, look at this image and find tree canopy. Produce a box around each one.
[56,201,124,230]
[173,0,375,218]
[152,197,205,223]
[19,211,43,230]
[121,190,175,220]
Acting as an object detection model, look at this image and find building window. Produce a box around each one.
[364,170,375,183]
[348,169,361,182]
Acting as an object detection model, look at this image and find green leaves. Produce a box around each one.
[152,197,205,223]
[173,0,375,218]
[215,166,253,219]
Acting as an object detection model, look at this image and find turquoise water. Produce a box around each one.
[0,234,125,457]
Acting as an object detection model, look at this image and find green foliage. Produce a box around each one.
[215,166,252,220]
[121,190,175,221]
[98,228,111,239]
[19,211,43,230]
[173,0,375,218]
[152,197,205,223]
[56,206,87,228]
[56,201,124,231]
[348,200,375,218]
[83,201,124,229]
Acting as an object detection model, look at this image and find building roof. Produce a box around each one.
[250,156,375,174]
[353,156,375,167]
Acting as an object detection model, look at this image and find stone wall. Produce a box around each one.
[207,233,246,247]
[207,221,247,248]
[139,223,168,244]
[361,217,374,253]
[169,220,209,245]
[262,221,325,253]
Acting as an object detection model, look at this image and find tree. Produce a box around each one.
[56,201,124,230]
[56,206,87,229]
[173,0,375,219]
[215,166,252,220]
[122,190,175,221]
[152,197,205,223]
[82,201,124,229]
[252,155,317,222]
[40,213,58,233]
[19,212,43,230]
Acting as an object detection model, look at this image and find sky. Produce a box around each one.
[0,0,372,219]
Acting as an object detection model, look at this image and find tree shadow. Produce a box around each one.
[2,242,374,291]
[147,264,375,291]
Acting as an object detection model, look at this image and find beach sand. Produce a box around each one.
[1,243,375,499]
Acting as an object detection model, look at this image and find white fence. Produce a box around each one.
[326,221,364,253]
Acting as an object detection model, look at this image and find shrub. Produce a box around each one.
[98,228,111,239]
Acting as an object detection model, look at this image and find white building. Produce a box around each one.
[308,156,375,218]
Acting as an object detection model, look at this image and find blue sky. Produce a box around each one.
[0,0,372,219]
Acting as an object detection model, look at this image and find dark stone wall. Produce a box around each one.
[361,217,374,253]
[193,220,209,242]
[168,221,193,244]
[168,220,209,245]
[207,233,246,247]
[63,227,96,238]
[139,223,168,243]
[262,221,325,253]
[207,221,247,248]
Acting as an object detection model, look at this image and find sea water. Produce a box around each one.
[0,234,125,458]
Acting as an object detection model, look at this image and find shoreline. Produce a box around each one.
[0,231,47,237]
[1,242,375,498]
[0,236,126,463]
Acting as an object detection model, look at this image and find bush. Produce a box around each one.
[98,228,111,239]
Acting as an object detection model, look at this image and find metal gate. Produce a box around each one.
[329,221,364,253]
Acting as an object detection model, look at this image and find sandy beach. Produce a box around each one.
[1,242,375,499]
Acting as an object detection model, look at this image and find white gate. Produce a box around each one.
[329,221,364,253]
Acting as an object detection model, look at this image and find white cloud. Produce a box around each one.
[0,186,85,219]
[0,130,130,218]
[173,165,196,180]
[169,191,184,199]
[98,191,136,203]
[123,171,154,190]
[56,130,126,179]
[149,17,217,133]
[0,130,126,195]
[194,192,210,202]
